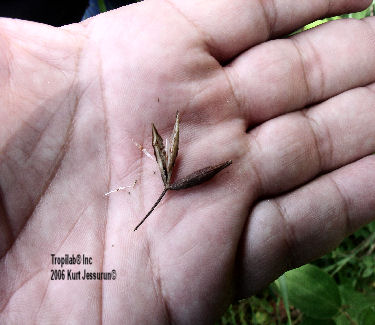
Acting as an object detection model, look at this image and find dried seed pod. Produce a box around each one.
[168,160,232,190]
[134,111,232,231]
[152,124,168,185]
[166,111,180,184]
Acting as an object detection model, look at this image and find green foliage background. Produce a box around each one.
[220,221,375,325]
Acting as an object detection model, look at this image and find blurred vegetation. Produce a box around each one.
[220,222,375,325]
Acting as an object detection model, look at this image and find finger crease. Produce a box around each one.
[299,110,324,172]
[289,38,314,104]
[245,132,266,196]
[271,198,299,269]
[326,175,351,235]
[221,65,246,118]
[256,0,276,38]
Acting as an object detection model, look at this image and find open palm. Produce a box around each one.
[1,0,375,324]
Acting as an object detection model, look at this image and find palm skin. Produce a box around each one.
[1,0,375,324]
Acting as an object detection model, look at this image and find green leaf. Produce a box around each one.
[98,0,107,13]
[339,285,375,319]
[368,220,375,232]
[284,264,341,319]
[300,316,335,325]
[358,306,375,325]
[278,275,292,325]
[362,267,373,278]
[349,8,372,19]
[303,18,329,30]
[335,314,351,325]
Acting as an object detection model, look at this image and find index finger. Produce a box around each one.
[169,0,371,61]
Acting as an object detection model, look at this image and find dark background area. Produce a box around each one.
[0,0,138,27]
[0,0,89,26]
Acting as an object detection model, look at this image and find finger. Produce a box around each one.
[237,155,375,296]
[246,84,375,196]
[226,17,375,124]
[170,0,371,61]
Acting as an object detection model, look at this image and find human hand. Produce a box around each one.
[1,0,374,324]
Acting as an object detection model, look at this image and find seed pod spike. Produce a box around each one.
[152,123,168,185]
[134,188,168,231]
[166,111,180,184]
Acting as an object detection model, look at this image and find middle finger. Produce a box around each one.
[226,18,375,124]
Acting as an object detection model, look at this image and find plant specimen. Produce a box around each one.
[134,111,232,231]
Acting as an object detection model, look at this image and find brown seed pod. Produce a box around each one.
[134,112,232,231]
[152,123,168,185]
[166,111,180,184]
[168,160,232,190]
